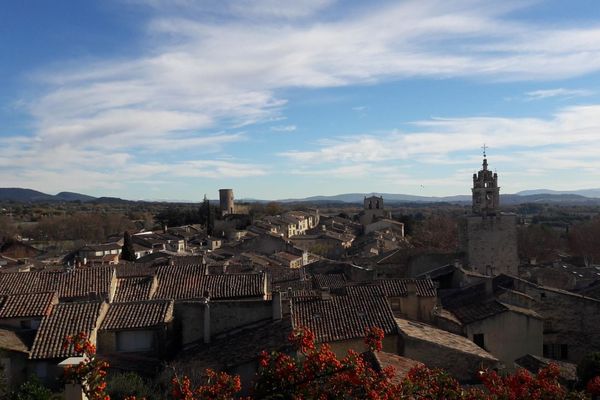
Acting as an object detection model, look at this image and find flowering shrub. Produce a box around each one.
[170,371,241,400]
[364,326,385,352]
[254,325,398,399]
[63,332,110,400]
[587,376,600,397]
[64,329,598,400]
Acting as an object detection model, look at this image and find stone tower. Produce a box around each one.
[364,195,384,211]
[360,195,389,226]
[219,189,235,216]
[472,157,500,216]
[460,153,519,276]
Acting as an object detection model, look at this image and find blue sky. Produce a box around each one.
[2,0,600,200]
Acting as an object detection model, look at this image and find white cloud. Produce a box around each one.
[280,104,600,179]
[270,125,297,132]
[9,0,600,194]
[524,88,593,101]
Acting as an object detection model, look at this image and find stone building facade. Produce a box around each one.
[459,157,519,276]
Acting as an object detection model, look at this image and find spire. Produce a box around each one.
[482,144,488,170]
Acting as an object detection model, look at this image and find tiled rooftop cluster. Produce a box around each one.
[0,267,114,300]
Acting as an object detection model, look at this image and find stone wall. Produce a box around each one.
[460,214,519,276]
[464,310,543,370]
[399,335,497,383]
[177,300,276,346]
[504,278,600,363]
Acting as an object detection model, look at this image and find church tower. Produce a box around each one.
[471,155,500,216]
[459,148,519,276]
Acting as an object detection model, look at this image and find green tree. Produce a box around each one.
[121,231,136,262]
[107,372,158,400]
[201,196,214,236]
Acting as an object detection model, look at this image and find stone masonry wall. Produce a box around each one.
[460,214,519,276]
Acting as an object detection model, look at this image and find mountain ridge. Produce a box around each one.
[3,187,600,205]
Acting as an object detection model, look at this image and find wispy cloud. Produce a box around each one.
[270,125,297,132]
[281,104,600,181]
[524,88,593,101]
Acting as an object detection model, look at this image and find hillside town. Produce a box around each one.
[1,155,599,397]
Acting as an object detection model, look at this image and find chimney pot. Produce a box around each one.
[272,291,283,320]
[406,280,417,296]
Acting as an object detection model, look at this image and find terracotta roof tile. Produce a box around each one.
[0,292,57,319]
[0,328,31,353]
[114,277,156,302]
[367,352,423,385]
[0,267,114,300]
[30,301,106,359]
[292,293,397,343]
[375,278,437,297]
[155,264,266,300]
[173,319,293,378]
[312,274,347,290]
[115,264,157,278]
[446,300,508,325]
[100,300,173,331]
[395,318,497,360]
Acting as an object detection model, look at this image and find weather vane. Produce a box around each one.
[482,144,488,158]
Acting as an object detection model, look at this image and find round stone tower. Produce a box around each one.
[219,189,235,216]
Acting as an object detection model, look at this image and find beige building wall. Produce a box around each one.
[465,311,543,370]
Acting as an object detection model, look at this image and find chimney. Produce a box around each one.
[272,291,282,320]
[320,287,331,301]
[431,295,443,317]
[64,383,86,400]
[530,257,537,266]
[485,278,494,297]
[202,296,210,344]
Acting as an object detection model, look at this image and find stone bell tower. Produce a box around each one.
[472,150,500,216]
[460,147,519,277]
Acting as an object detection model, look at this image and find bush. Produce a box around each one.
[11,376,54,400]
[107,371,158,400]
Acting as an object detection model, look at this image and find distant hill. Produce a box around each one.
[55,191,97,202]
[279,192,471,203]
[0,188,56,202]
[516,188,600,198]
[0,188,97,203]
[4,187,600,205]
[279,192,600,205]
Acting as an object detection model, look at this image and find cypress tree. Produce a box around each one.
[205,196,214,236]
[121,231,136,262]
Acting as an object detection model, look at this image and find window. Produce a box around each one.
[473,333,485,349]
[116,331,154,352]
[543,343,568,360]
